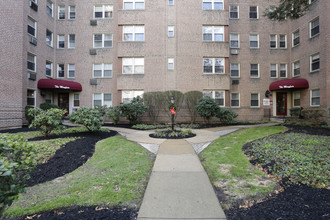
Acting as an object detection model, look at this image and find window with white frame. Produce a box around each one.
[310,53,320,72]
[230,34,239,48]
[68,64,75,78]
[231,93,239,107]
[27,53,36,72]
[249,6,258,19]
[270,34,276,48]
[58,34,65,48]
[250,64,259,78]
[310,89,320,106]
[292,30,300,47]
[249,34,259,48]
[69,6,76,19]
[309,0,316,4]
[203,91,225,106]
[168,58,174,69]
[46,0,53,17]
[280,64,287,78]
[203,26,224,42]
[73,94,80,107]
[310,17,319,38]
[123,58,144,74]
[230,63,239,78]
[93,63,112,78]
[45,92,52,104]
[293,61,300,77]
[27,17,37,37]
[58,5,65,19]
[250,93,259,107]
[203,58,225,74]
[293,91,300,107]
[46,29,53,46]
[93,34,113,48]
[46,61,53,77]
[94,5,113,18]
[203,0,224,10]
[168,26,174,37]
[57,64,64,77]
[27,89,36,106]
[168,0,174,5]
[68,34,75,48]
[270,64,277,78]
[122,91,144,103]
[93,93,112,107]
[279,35,286,48]
[123,0,145,10]
[123,26,144,41]
[229,5,239,19]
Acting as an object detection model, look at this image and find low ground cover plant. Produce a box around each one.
[151,128,195,138]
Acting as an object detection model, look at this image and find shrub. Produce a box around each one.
[107,106,121,125]
[69,107,103,131]
[39,102,59,111]
[28,108,67,137]
[0,134,36,217]
[184,91,203,123]
[120,97,148,125]
[162,91,184,119]
[301,108,327,127]
[24,106,35,125]
[94,105,109,117]
[195,96,220,124]
[216,108,238,124]
[143,92,167,124]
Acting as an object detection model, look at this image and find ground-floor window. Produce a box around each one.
[203,91,225,107]
[93,93,112,107]
[250,93,259,107]
[27,89,36,106]
[122,90,144,103]
[74,94,80,107]
[293,91,300,107]
[310,89,320,106]
[231,93,239,107]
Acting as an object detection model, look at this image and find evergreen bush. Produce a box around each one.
[195,96,220,124]
[69,107,103,131]
[120,97,148,125]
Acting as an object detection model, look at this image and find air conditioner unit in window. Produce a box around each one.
[29,36,37,45]
[29,1,38,11]
[230,49,239,55]
[28,72,37,80]
[232,79,239,85]
[90,20,98,26]
[89,49,97,55]
[90,79,98,85]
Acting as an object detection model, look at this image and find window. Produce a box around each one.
[68,34,75,48]
[251,93,259,107]
[250,34,259,48]
[57,64,64,77]
[68,64,75,78]
[293,91,300,107]
[93,93,112,107]
[203,0,224,10]
[27,89,36,106]
[74,94,80,107]
[168,26,174,37]
[46,61,53,77]
[93,64,112,78]
[46,0,53,17]
[45,93,52,104]
[94,5,113,18]
[280,64,287,78]
[250,64,259,78]
[230,63,239,78]
[310,53,320,72]
[270,35,276,48]
[123,0,144,10]
[122,91,144,103]
[230,34,239,48]
[93,34,113,48]
[293,61,300,77]
[69,6,76,19]
[203,91,225,106]
[168,58,174,69]
[58,34,65,48]
[203,58,225,74]
[27,17,36,37]
[311,89,320,106]
[270,64,277,78]
[46,29,53,46]
[229,5,239,19]
[309,0,316,3]
[279,35,286,48]
[249,6,258,19]
[123,58,144,74]
[203,26,224,42]
[27,53,36,72]
[58,6,65,19]
[123,26,145,41]
[292,30,300,47]
[168,0,174,5]
[231,93,239,107]
[310,17,319,38]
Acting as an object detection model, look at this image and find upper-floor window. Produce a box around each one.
[168,26,174,37]
[57,64,64,77]
[279,35,286,48]
[94,34,113,48]
[46,61,53,77]
[270,64,277,78]
[27,53,36,72]
[57,34,65,48]
[230,34,239,48]
[280,63,287,78]
[203,91,225,107]
[293,61,300,77]
[68,34,75,48]
[27,17,37,37]
[249,6,258,19]
[203,0,224,10]
[249,34,259,48]
[203,26,224,42]
[123,0,145,10]
[292,30,300,47]
[310,89,320,106]
[168,58,174,69]
[310,53,320,72]
[229,5,239,19]
[123,26,145,41]
[122,91,144,103]
[203,58,225,74]
[168,0,174,5]
[68,64,75,78]
[69,6,76,19]
[46,29,53,47]
[310,17,319,38]
[58,5,65,19]
[93,63,113,78]
[250,63,259,78]
[230,63,240,78]
[46,0,53,17]
[270,35,276,48]
[94,5,113,19]
[123,58,144,74]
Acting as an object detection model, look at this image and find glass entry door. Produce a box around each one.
[276,92,287,116]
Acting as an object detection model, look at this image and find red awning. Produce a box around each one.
[269,78,309,91]
[37,79,82,91]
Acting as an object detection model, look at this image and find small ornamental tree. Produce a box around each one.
[69,107,103,131]
[195,96,220,124]
[107,106,121,125]
[184,91,203,123]
[143,92,167,124]
[120,96,148,125]
[28,108,67,137]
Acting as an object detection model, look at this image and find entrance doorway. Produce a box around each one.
[58,93,69,116]
[276,92,287,116]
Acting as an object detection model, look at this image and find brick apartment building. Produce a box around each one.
[0,0,329,128]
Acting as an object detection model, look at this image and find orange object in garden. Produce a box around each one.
[170,107,176,115]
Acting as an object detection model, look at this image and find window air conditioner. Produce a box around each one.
[28,72,37,80]
[29,36,37,45]
[90,20,98,26]
[232,80,239,85]
[230,49,239,55]
[89,49,97,55]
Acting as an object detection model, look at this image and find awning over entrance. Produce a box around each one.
[37,79,82,91]
[269,78,309,91]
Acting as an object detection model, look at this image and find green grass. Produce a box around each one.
[4,136,155,218]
